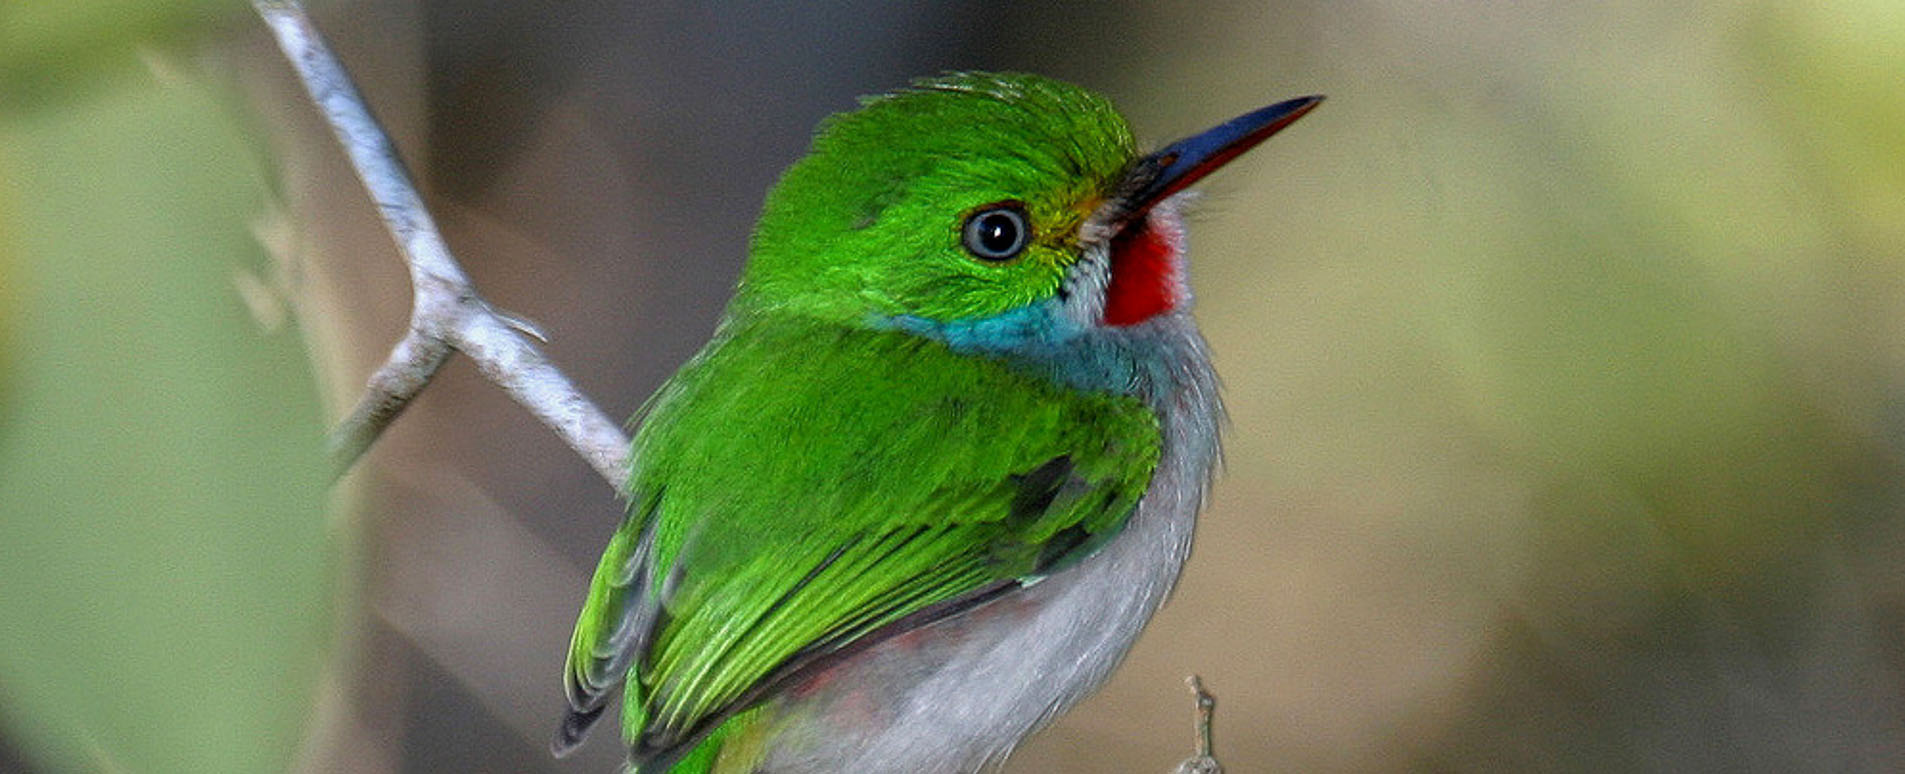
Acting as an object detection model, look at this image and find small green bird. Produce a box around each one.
[555,72,1320,773]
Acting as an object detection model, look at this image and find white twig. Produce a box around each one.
[253,0,631,490]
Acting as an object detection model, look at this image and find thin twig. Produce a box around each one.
[1172,675,1224,774]
[253,0,631,490]
[324,325,450,480]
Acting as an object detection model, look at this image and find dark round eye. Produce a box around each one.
[961,205,1030,261]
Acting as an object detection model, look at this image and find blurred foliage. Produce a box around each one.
[0,0,244,107]
[0,5,335,773]
[0,168,13,405]
[1748,0,1905,243]
[1170,1,1905,768]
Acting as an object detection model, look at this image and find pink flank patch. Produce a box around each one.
[1103,220,1178,326]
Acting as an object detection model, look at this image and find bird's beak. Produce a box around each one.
[1105,94,1324,229]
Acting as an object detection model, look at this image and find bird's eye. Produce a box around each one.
[961,204,1030,261]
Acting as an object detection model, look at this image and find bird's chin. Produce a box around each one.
[1063,198,1191,331]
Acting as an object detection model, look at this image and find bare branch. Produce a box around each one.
[455,310,632,488]
[324,329,451,480]
[253,0,630,491]
[1172,675,1224,774]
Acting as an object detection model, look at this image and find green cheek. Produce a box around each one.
[891,250,1066,323]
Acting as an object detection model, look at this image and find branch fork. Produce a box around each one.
[252,0,629,490]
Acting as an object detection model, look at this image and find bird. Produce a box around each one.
[554,71,1321,774]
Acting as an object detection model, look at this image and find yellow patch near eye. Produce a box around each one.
[1037,205,1091,251]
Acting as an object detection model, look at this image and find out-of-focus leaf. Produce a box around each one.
[0,50,333,774]
[0,0,243,107]
[1748,0,1905,246]
[0,182,14,405]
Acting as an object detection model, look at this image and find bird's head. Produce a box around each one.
[738,72,1319,340]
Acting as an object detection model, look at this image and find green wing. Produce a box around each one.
[556,320,1160,767]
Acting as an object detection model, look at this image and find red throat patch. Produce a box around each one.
[1102,219,1179,326]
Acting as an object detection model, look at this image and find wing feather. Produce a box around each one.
[556,322,1161,767]
[554,496,665,755]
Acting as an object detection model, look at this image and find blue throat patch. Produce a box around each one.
[884,302,1177,398]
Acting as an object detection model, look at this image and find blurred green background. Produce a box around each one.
[0,2,333,773]
[3,0,1904,772]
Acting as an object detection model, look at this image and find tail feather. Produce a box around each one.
[551,704,607,757]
